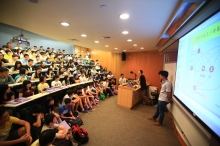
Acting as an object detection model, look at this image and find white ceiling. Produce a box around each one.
[0,0,181,53]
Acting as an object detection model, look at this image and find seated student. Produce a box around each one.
[0,52,9,63]
[83,84,99,107]
[41,114,71,145]
[107,71,114,79]
[51,75,62,88]
[76,86,94,111]
[19,80,35,98]
[59,98,76,121]
[51,62,58,71]
[31,67,42,80]
[87,74,93,81]
[79,72,87,82]
[45,68,55,78]
[14,68,30,83]
[45,58,52,65]
[34,56,41,65]
[4,50,13,60]
[24,104,43,142]
[63,67,71,76]
[58,67,64,76]
[0,68,15,84]
[40,61,47,69]
[62,75,70,86]
[73,68,80,75]
[42,97,60,119]
[0,61,4,68]
[109,78,118,95]
[94,73,100,81]
[0,84,15,106]
[119,73,127,84]
[0,108,32,146]
[39,129,56,146]
[21,54,29,65]
[9,55,19,64]
[88,83,99,101]
[24,59,34,72]
[37,76,50,93]
[102,79,114,97]
[72,73,81,84]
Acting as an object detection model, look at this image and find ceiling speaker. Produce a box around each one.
[27,0,40,3]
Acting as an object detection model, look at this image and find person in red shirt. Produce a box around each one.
[19,80,35,98]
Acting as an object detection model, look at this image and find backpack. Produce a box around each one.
[100,93,105,100]
[68,117,83,127]
[72,125,89,144]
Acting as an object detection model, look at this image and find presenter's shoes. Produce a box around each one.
[153,122,162,126]
[147,117,156,122]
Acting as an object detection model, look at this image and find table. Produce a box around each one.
[117,85,142,109]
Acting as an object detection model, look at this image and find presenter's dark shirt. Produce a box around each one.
[139,75,147,90]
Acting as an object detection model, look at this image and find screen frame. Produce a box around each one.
[174,8,220,142]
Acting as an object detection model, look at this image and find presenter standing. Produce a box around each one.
[138,70,150,105]
[147,70,172,126]
[119,74,126,84]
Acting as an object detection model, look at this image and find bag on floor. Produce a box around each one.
[100,93,105,100]
[68,117,83,127]
[72,125,89,144]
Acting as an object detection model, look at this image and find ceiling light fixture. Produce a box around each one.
[81,34,87,37]
[127,39,132,42]
[119,14,129,19]
[133,44,137,46]
[95,41,99,43]
[123,50,126,51]
[140,47,144,49]
[122,31,129,34]
[115,48,118,50]
[61,22,69,26]
[105,45,109,47]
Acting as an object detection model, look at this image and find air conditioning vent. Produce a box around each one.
[27,0,40,3]
[101,36,111,39]
[69,39,79,41]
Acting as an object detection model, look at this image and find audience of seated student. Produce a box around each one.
[38,76,50,93]
[9,55,19,64]
[24,104,43,142]
[119,73,127,84]
[11,61,22,72]
[95,63,101,72]
[24,59,34,72]
[16,49,21,56]
[51,75,62,88]
[51,62,58,71]
[62,75,70,86]
[83,84,99,107]
[58,67,64,76]
[4,50,12,60]
[63,67,71,76]
[79,72,87,82]
[41,114,72,145]
[14,68,30,83]
[73,68,80,75]
[87,74,93,81]
[59,98,76,121]
[31,67,42,80]
[94,73,101,81]
[0,68,15,84]
[0,52,9,63]
[19,80,35,98]
[22,54,29,65]
[42,97,60,119]
[107,71,114,79]
[34,56,41,65]
[0,108,32,146]
[0,84,15,106]
[45,68,55,78]
[32,46,37,51]
[40,61,47,69]
[0,61,4,68]
[76,86,94,111]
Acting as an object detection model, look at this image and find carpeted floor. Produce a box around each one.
[79,96,181,146]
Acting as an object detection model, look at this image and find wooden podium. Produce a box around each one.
[117,85,142,109]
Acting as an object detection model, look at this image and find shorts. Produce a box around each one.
[6,129,19,141]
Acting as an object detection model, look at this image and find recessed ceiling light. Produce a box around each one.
[115,48,118,50]
[82,51,83,52]
[119,14,129,19]
[105,45,109,47]
[133,44,137,46]
[95,41,99,43]
[81,34,87,37]
[127,39,132,42]
[61,22,69,26]
[122,31,129,34]
[123,50,126,51]
[140,47,144,49]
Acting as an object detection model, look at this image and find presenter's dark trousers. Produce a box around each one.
[153,101,169,124]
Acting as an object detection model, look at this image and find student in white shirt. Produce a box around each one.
[51,75,62,88]
[95,63,101,72]
[14,44,23,50]
[107,71,114,79]
[119,73,127,84]
[79,72,87,82]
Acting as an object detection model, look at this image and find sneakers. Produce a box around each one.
[153,122,162,126]
[147,117,156,122]
[82,110,88,114]
[76,111,81,114]
[95,99,99,102]
[87,107,92,111]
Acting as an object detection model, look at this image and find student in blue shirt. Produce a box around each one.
[59,98,76,121]
[14,68,30,83]
[21,54,29,65]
